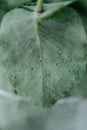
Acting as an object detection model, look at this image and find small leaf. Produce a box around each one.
[0,3,86,108]
[41,1,74,19]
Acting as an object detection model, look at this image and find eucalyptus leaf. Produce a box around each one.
[0,1,87,130]
[3,98,87,130]
[0,93,42,130]
[42,98,81,130]
[41,1,74,19]
[0,3,86,108]
[38,98,87,130]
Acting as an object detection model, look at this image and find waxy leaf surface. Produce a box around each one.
[0,3,86,107]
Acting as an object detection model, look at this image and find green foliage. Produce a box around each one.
[0,0,87,129]
[0,1,86,107]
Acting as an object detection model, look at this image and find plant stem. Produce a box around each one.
[35,0,44,13]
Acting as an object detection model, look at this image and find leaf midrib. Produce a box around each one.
[34,12,44,107]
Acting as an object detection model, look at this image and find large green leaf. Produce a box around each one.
[0,3,86,108]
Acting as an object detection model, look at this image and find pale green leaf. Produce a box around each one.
[0,93,42,130]
[0,4,86,108]
[41,1,74,19]
[39,98,87,130]
[3,98,87,130]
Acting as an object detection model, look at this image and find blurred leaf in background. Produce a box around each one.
[1,0,31,7]
[4,98,87,130]
[0,93,43,130]
[70,0,87,34]
[0,1,8,23]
